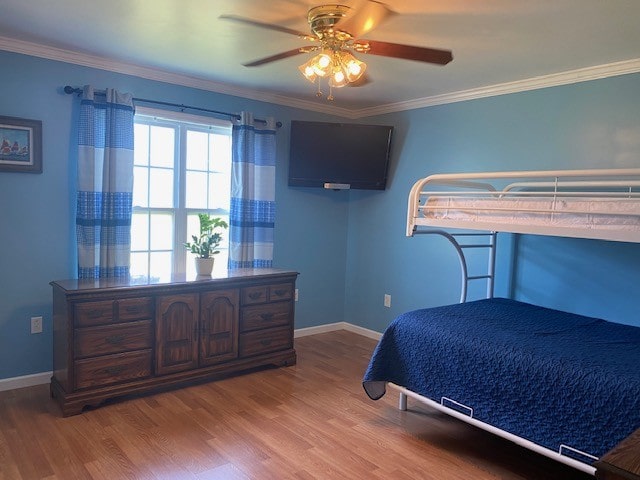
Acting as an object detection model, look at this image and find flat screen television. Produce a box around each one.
[288,120,393,190]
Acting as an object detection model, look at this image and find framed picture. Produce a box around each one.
[0,116,42,173]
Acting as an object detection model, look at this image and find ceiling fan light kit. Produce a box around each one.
[221,1,452,101]
[295,5,371,100]
[299,48,368,100]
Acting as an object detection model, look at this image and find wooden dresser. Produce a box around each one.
[595,427,640,480]
[51,269,298,416]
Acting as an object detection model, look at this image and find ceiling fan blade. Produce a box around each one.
[337,0,394,38]
[357,39,453,65]
[219,14,315,40]
[243,48,308,67]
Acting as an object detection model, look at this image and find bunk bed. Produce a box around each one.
[363,169,640,476]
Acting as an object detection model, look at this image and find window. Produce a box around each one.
[131,108,232,281]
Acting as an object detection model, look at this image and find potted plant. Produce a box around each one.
[184,213,229,276]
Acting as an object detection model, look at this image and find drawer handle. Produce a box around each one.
[124,306,142,314]
[87,310,106,319]
[260,313,274,321]
[104,365,125,376]
[248,292,264,300]
[105,334,125,345]
[273,289,288,296]
[260,339,273,347]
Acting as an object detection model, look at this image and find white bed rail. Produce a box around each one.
[391,384,597,476]
[407,168,640,243]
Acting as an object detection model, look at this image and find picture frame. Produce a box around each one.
[0,115,42,173]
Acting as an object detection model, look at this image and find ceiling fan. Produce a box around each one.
[220,1,453,100]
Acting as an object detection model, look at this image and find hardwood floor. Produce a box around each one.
[0,331,593,480]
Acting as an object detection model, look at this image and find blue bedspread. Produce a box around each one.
[363,298,640,463]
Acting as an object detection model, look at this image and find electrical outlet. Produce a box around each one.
[31,316,43,334]
[384,294,391,308]
[295,289,299,301]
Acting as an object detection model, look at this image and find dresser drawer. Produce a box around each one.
[75,350,152,389]
[75,300,114,327]
[269,283,293,302]
[241,285,268,305]
[75,297,153,327]
[75,320,153,359]
[239,326,292,357]
[241,283,294,305]
[117,297,153,321]
[241,302,291,332]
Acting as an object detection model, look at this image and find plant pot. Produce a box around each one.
[195,257,214,276]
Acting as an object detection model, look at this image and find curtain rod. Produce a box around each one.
[63,86,282,128]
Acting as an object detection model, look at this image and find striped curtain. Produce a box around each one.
[76,85,135,278]
[229,112,277,269]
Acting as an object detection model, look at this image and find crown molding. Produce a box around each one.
[352,58,640,118]
[1,35,638,120]
[0,36,354,118]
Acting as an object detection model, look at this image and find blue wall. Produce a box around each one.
[1,49,639,381]
[0,50,348,380]
[345,74,640,332]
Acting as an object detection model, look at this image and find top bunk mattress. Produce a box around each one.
[406,169,640,242]
[420,196,640,232]
[363,298,640,464]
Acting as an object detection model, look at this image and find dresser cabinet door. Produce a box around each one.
[156,294,199,375]
[199,289,239,366]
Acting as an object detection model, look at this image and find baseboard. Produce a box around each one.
[0,371,52,392]
[294,322,382,340]
[294,322,348,337]
[1,324,380,392]
[340,323,383,340]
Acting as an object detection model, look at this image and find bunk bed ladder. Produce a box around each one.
[415,230,497,303]
[400,228,497,415]
[453,231,497,302]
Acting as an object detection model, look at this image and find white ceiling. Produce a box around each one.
[1,0,639,117]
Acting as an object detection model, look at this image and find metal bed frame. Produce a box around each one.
[394,168,640,475]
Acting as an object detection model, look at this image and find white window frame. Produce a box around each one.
[133,107,232,278]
